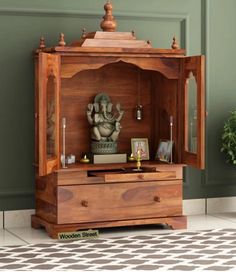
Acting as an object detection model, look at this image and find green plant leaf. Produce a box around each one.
[221,111,236,165]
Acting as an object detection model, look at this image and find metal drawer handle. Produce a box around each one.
[153,196,160,202]
[81,200,88,207]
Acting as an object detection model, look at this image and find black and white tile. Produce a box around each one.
[1,229,236,271]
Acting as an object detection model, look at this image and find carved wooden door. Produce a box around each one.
[38,52,61,176]
[182,56,205,169]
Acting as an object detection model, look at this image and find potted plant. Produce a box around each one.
[221,111,236,164]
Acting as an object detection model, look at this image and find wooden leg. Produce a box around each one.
[31,215,82,239]
[31,215,43,229]
[165,216,187,230]
[31,215,188,239]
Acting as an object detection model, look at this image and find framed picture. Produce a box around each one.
[156,139,173,163]
[131,138,149,160]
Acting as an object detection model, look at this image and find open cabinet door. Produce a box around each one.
[38,52,61,176]
[182,56,205,169]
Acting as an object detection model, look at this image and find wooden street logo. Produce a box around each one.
[58,230,99,240]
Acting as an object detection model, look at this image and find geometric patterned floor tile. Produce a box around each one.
[1,229,236,271]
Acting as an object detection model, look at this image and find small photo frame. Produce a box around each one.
[156,139,173,163]
[131,138,149,160]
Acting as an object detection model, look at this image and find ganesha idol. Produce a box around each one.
[87,93,124,154]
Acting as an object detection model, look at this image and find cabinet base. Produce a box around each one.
[31,215,187,239]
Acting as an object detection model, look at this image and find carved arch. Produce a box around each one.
[61,58,180,79]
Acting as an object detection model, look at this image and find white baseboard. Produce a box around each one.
[4,209,35,228]
[183,199,206,215]
[207,196,236,214]
[183,197,236,215]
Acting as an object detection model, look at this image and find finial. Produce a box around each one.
[147,40,151,45]
[81,28,86,38]
[58,33,66,46]
[171,36,179,49]
[39,36,46,50]
[100,1,117,32]
[131,30,135,37]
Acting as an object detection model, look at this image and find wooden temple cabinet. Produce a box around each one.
[32,2,205,238]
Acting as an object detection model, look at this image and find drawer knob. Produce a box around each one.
[153,196,160,202]
[81,200,88,207]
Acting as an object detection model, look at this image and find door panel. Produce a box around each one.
[38,53,60,176]
[182,56,205,169]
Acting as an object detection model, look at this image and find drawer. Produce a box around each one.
[103,171,176,182]
[57,180,182,224]
[57,171,104,186]
[57,169,177,185]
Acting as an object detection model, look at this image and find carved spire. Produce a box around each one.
[39,36,46,50]
[171,36,179,49]
[58,33,66,46]
[100,1,117,32]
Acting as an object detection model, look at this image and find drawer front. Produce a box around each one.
[57,180,182,224]
[103,171,176,182]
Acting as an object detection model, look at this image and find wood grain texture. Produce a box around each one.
[35,199,57,224]
[152,72,180,162]
[55,161,184,175]
[182,56,205,169]
[102,171,176,182]
[82,39,151,48]
[32,214,187,239]
[33,25,205,238]
[60,62,152,159]
[34,59,39,165]
[61,57,180,79]
[36,173,57,205]
[35,172,57,223]
[43,46,186,56]
[78,31,137,40]
[38,53,61,176]
[57,162,184,182]
[57,180,182,224]
[57,171,87,185]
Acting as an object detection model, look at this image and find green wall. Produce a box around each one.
[0,0,235,210]
[204,0,236,197]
